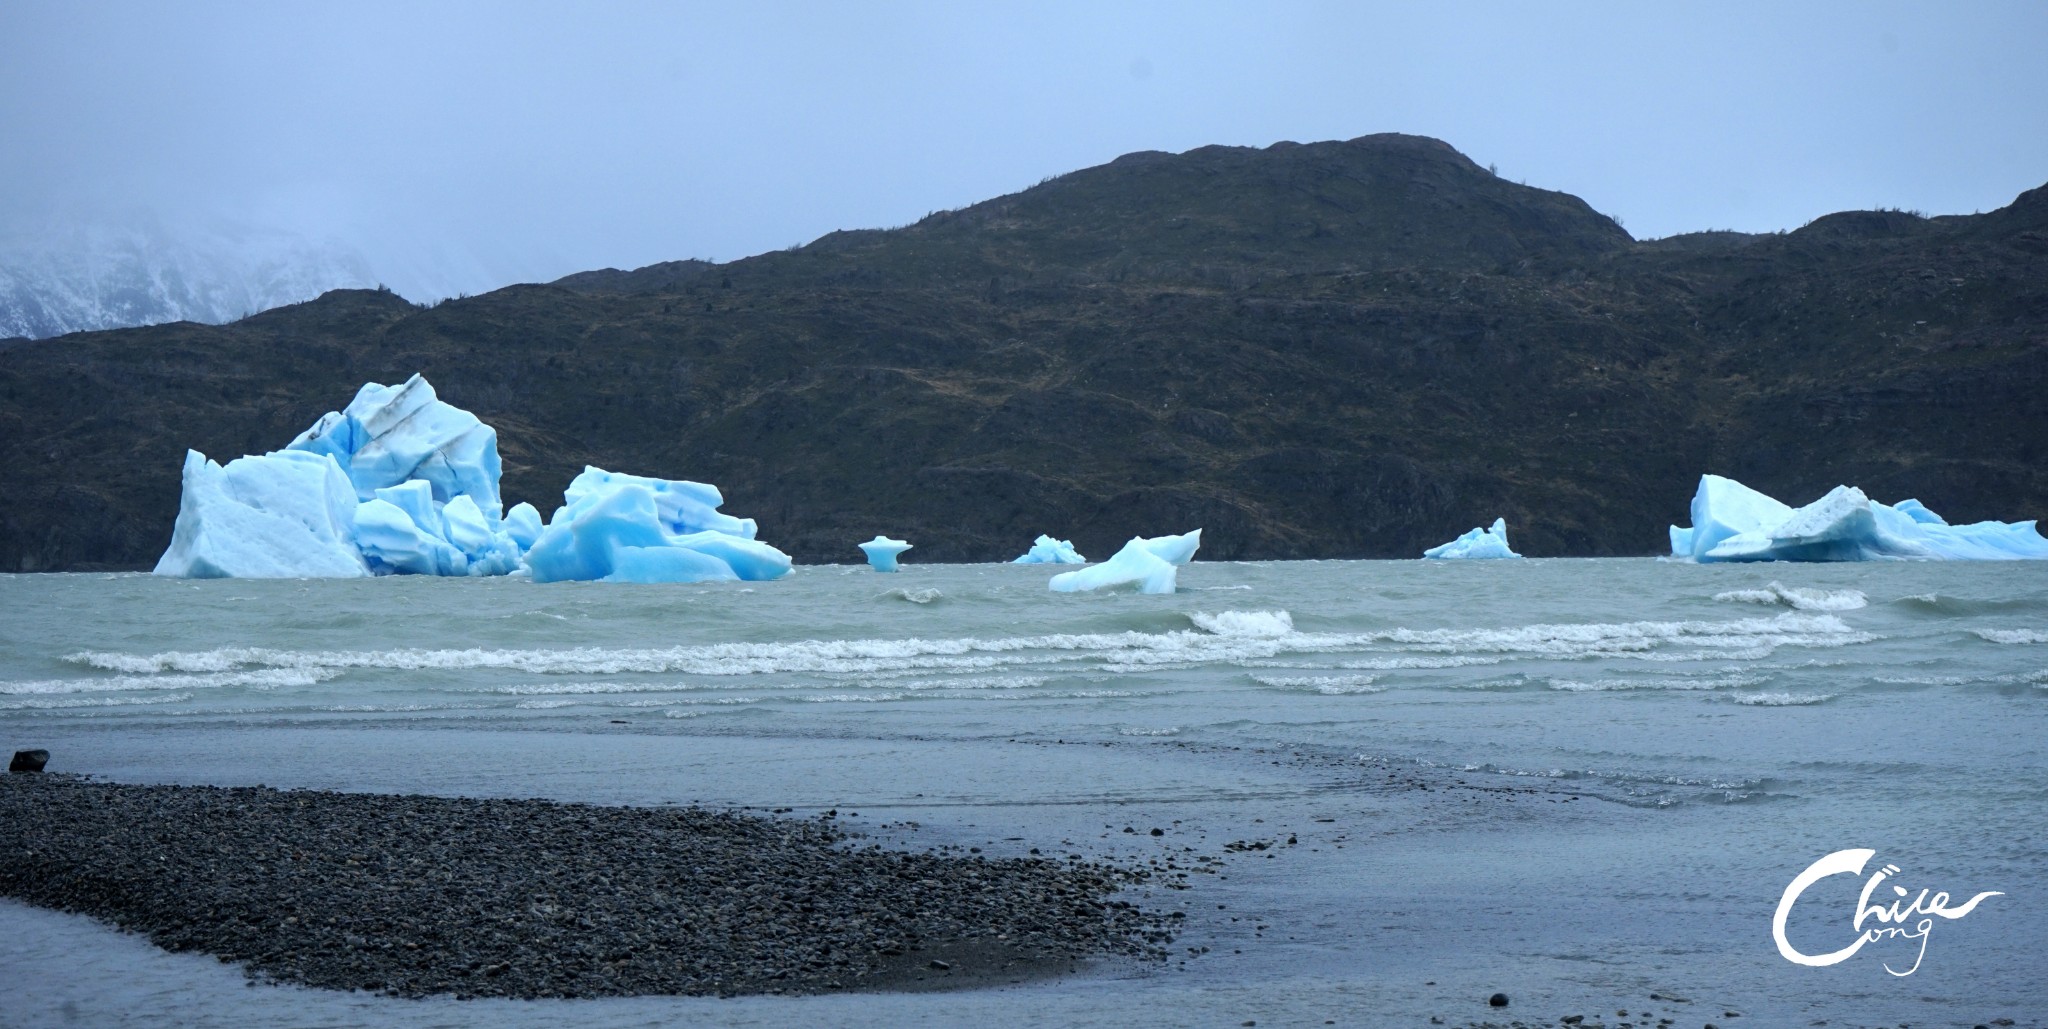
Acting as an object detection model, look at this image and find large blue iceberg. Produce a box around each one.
[1424,518,1522,560]
[1669,474,2048,562]
[1012,535,1087,564]
[857,536,912,572]
[157,375,524,578]
[1049,529,1201,594]
[154,375,792,582]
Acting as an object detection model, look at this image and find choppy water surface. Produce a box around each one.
[2,558,2043,1027]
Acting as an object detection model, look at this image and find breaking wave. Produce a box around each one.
[1252,673,1384,694]
[0,668,339,695]
[1713,582,1868,612]
[1189,610,1294,637]
[1729,691,1837,706]
[1976,628,2048,645]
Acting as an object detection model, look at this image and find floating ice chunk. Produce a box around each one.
[670,531,792,581]
[288,374,504,517]
[504,502,544,551]
[443,495,524,576]
[1138,529,1203,566]
[562,466,755,539]
[153,450,369,579]
[605,542,739,584]
[1012,535,1087,564]
[1672,475,1792,561]
[354,496,465,576]
[526,481,790,584]
[1671,475,2048,562]
[1049,529,1201,594]
[859,536,913,572]
[1424,517,1522,559]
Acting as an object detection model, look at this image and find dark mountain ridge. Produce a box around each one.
[3,134,2044,571]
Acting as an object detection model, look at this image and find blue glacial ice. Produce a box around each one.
[1011,535,1087,564]
[152,450,370,579]
[157,375,527,578]
[155,376,791,582]
[1048,529,1202,594]
[288,374,504,512]
[525,468,792,584]
[1423,518,1522,560]
[1669,474,2048,562]
[504,502,545,551]
[858,536,913,572]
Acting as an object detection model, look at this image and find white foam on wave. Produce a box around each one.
[1373,613,1867,658]
[0,692,194,710]
[1340,654,1507,671]
[885,588,943,604]
[1714,582,1868,612]
[1730,691,1836,706]
[1189,610,1294,637]
[1252,673,1385,694]
[1547,674,1769,692]
[57,612,1871,695]
[1977,628,2048,645]
[515,699,578,709]
[1118,726,1182,736]
[0,668,339,696]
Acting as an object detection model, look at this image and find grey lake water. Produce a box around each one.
[2,557,2043,1028]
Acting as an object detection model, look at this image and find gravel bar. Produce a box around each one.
[0,774,1174,998]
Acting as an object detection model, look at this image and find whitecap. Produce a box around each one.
[1189,610,1294,637]
[0,692,194,710]
[1976,628,2048,645]
[1730,692,1837,706]
[1546,674,1769,692]
[0,668,339,695]
[1251,673,1384,695]
[1714,582,1867,612]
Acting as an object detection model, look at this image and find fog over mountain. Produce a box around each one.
[3,3,2043,341]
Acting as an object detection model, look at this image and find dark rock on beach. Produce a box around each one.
[8,749,48,773]
[0,775,1173,999]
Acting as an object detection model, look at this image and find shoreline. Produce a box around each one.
[0,774,1172,1000]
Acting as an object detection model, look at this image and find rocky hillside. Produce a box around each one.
[3,134,2043,570]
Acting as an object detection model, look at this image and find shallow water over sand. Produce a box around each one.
[3,558,2043,1026]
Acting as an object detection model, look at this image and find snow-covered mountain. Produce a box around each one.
[0,219,384,340]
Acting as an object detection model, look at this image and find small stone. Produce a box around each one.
[9,749,49,773]
[1489,992,1509,1007]
[927,959,950,970]
[1150,828,1164,836]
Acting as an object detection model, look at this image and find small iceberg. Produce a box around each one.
[1669,474,2048,562]
[1049,529,1201,594]
[858,536,913,572]
[1011,534,1087,565]
[526,467,791,584]
[1423,518,1522,560]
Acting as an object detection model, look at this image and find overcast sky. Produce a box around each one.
[4,1,2044,300]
